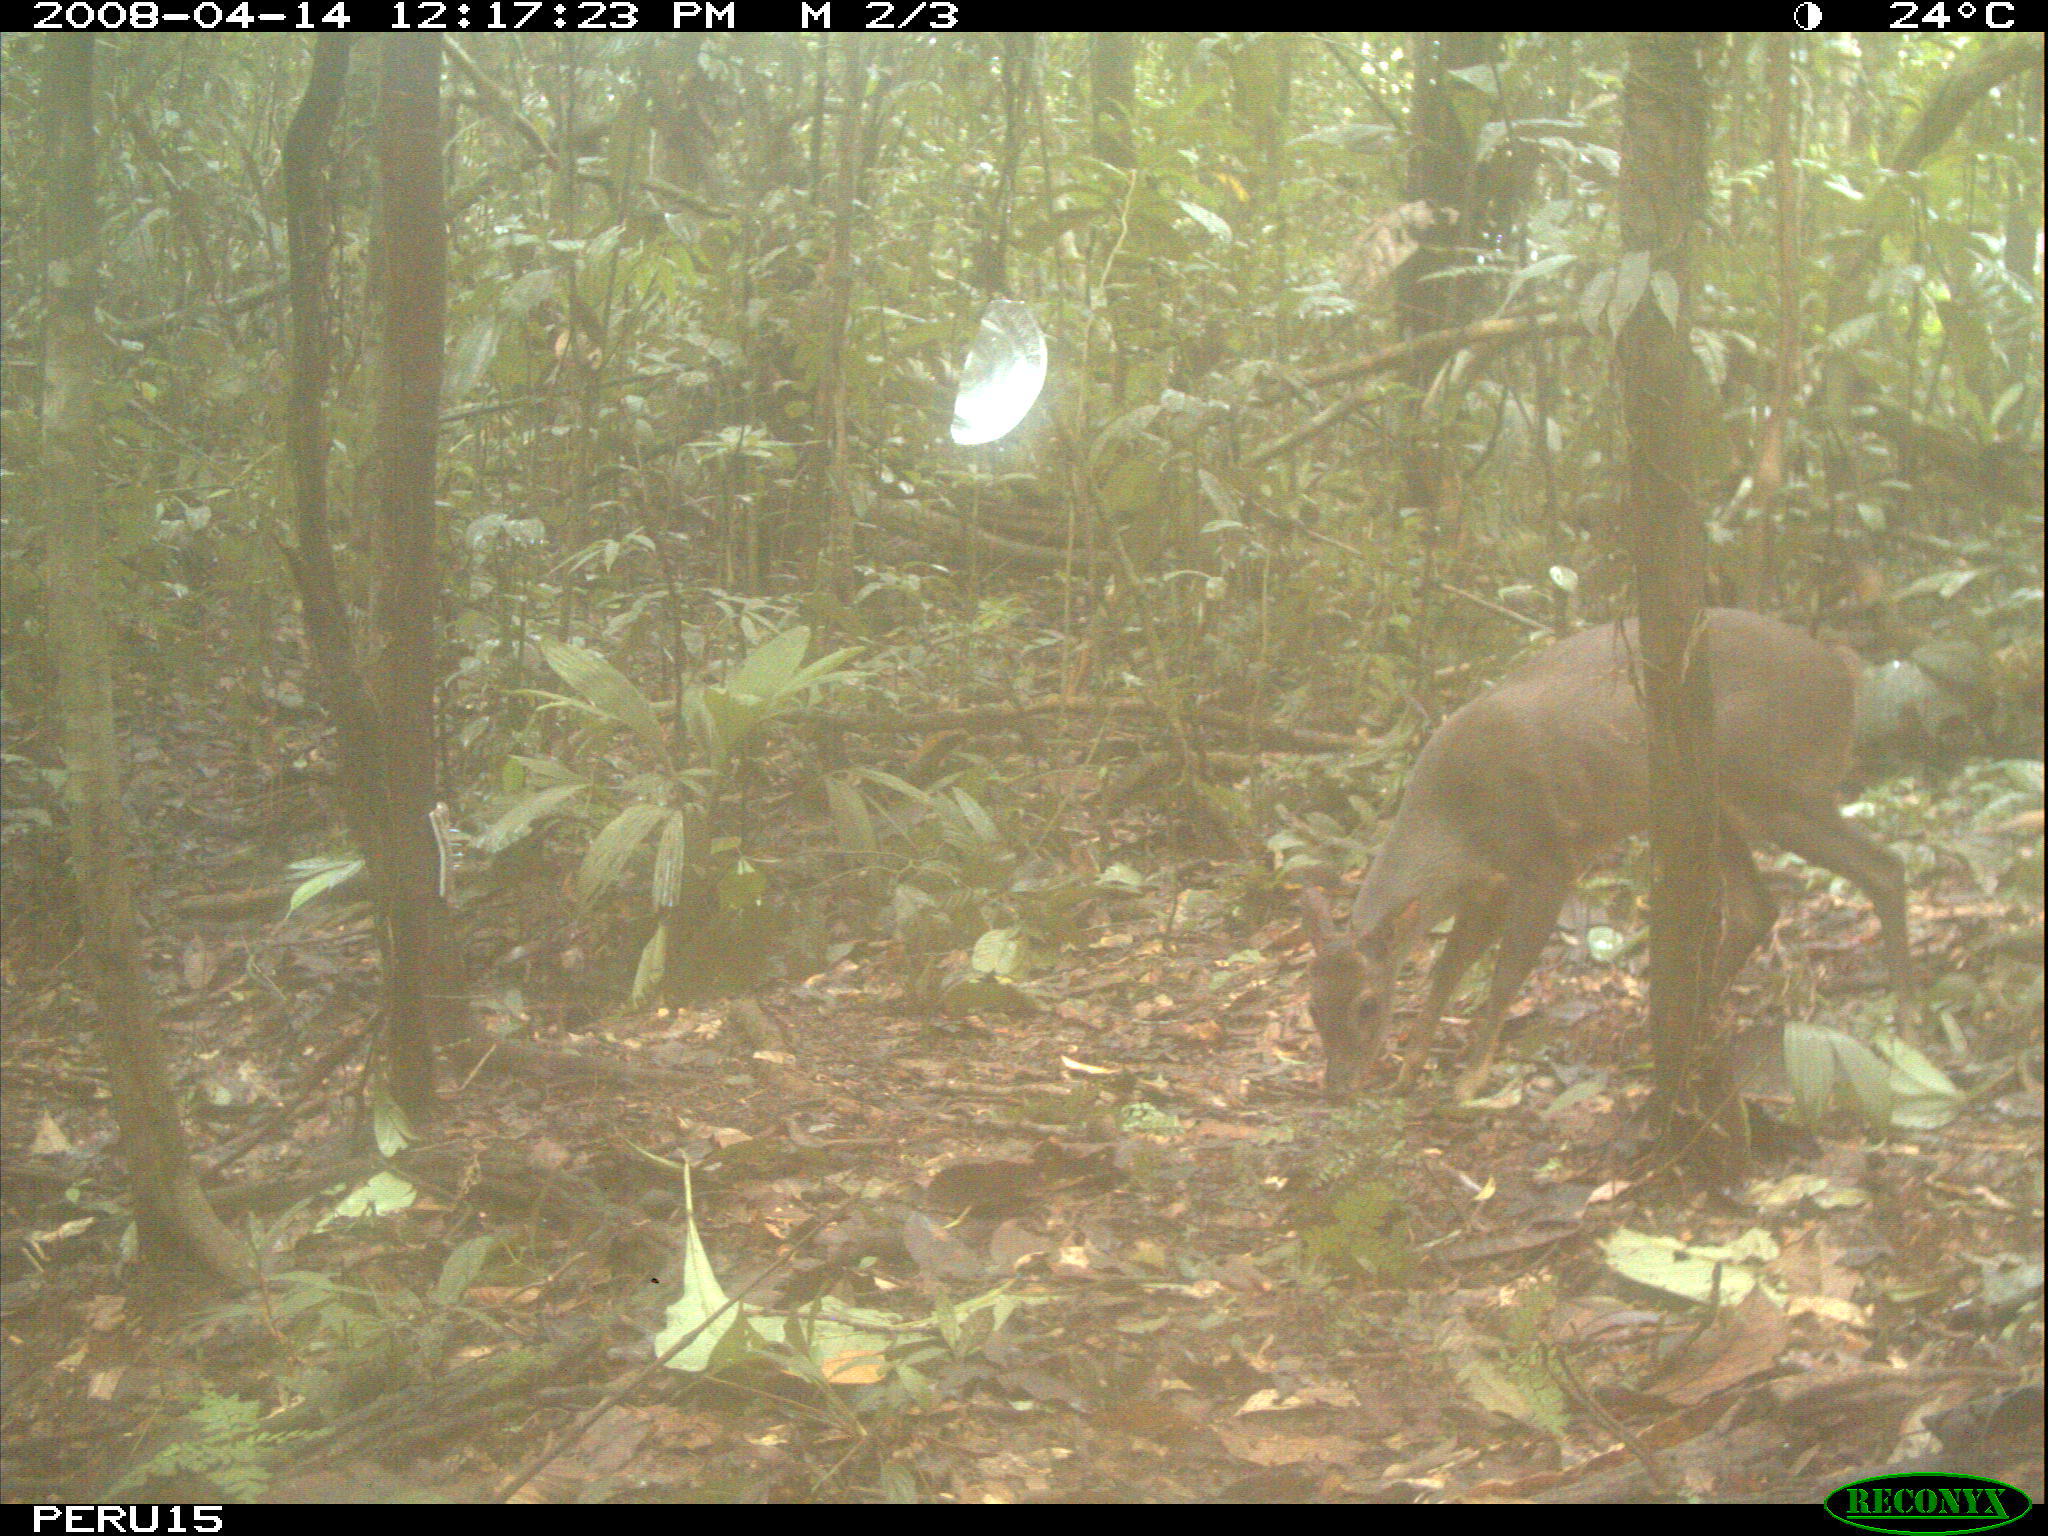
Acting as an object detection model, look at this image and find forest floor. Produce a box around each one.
[1,719,2041,1504]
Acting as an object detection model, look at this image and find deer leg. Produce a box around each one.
[1761,802,1916,1034]
[1393,886,1506,1090]
[1713,821,1776,996]
[1452,865,1572,1100]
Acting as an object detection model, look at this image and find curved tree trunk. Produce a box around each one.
[39,36,253,1288]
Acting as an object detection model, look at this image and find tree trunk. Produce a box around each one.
[1089,34,1135,168]
[1617,34,1738,1174]
[1743,34,1799,613]
[369,35,458,1119]
[1398,32,1502,705]
[39,36,252,1287]
[814,35,866,599]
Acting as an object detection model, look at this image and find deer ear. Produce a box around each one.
[1300,887,1340,949]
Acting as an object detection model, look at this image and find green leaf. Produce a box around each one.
[783,645,862,696]
[1831,1034,1896,1133]
[433,1235,496,1306]
[854,766,933,807]
[1872,1033,1964,1131]
[325,1169,418,1224]
[651,810,693,909]
[724,625,810,699]
[698,687,760,759]
[481,781,588,853]
[370,1081,417,1157]
[286,857,365,915]
[1611,250,1651,333]
[1783,1021,1839,1124]
[1503,251,1575,309]
[945,788,1001,847]
[1176,198,1232,243]
[577,802,669,903]
[539,639,667,757]
[632,923,667,1003]
[504,754,585,791]
[1599,1226,1771,1307]
[717,859,766,911]
[1786,1022,1908,1131]
[971,926,1023,977]
[826,775,880,856]
[656,1167,749,1373]
[1578,266,1615,335]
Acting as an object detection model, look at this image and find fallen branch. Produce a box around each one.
[869,499,1104,572]
[792,694,1359,753]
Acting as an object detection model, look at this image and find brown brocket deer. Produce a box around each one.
[1304,608,1914,1101]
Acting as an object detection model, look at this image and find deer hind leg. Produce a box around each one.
[1714,819,1777,996]
[1761,801,1916,1034]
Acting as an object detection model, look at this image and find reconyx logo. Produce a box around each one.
[1824,1474,2033,1534]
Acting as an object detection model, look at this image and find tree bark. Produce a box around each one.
[1617,34,1739,1174]
[368,35,458,1118]
[39,36,252,1287]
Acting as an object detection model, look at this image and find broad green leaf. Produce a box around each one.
[717,859,766,910]
[505,754,585,791]
[656,1166,749,1373]
[1872,1033,1964,1131]
[481,781,588,853]
[724,625,810,699]
[783,645,862,695]
[825,775,880,856]
[540,639,666,756]
[699,687,761,759]
[1610,250,1651,333]
[651,810,692,909]
[433,1235,497,1306]
[1503,251,1575,309]
[632,923,667,1003]
[1783,1021,1837,1122]
[854,766,933,807]
[971,926,1023,977]
[286,857,365,915]
[1177,198,1232,243]
[324,1170,417,1225]
[371,1081,416,1157]
[445,317,502,402]
[946,788,1001,847]
[1599,1226,1772,1307]
[1832,1033,1896,1132]
[577,801,669,903]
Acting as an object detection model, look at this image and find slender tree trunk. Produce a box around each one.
[1745,34,1799,613]
[1398,32,1500,706]
[280,38,421,1107]
[1089,34,1135,168]
[369,35,457,1118]
[814,35,864,597]
[1617,34,1737,1173]
[39,36,252,1287]
[280,40,382,867]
